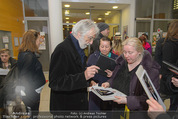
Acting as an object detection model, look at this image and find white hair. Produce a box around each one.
[72,19,99,37]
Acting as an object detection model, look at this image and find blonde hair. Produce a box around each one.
[113,38,122,55]
[0,48,10,55]
[122,37,144,55]
[19,29,40,53]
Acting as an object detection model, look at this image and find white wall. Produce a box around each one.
[121,5,130,39]
[105,11,121,38]
[121,0,135,39]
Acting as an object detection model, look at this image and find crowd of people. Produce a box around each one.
[0,19,177,119]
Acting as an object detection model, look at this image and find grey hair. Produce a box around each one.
[72,19,99,37]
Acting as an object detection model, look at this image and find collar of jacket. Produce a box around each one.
[65,35,87,69]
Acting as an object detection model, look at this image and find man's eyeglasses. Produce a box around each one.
[88,36,95,41]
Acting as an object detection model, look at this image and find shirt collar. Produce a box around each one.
[100,52,111,58]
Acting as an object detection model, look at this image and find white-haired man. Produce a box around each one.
[49,19,100,111]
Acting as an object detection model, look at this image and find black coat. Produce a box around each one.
[0,57,17,86]
[154,38,164,67]
[49,35,88,111]
[18,51,46,110]
[160,38,178,95]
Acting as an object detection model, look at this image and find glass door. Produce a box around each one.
[26,20,50,71]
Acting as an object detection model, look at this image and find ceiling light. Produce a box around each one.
[136,18,151,20]
[66,21,69,23]
[66,17,69,20]
[94,22,96,23]
[98,18,102,20]
[85,12,90,15]
[105,13,109,15]
[107,11,111,13]
[65,10,70,15]
[64,4,70,8]
[113,6,118,9]
[73,22,76,23]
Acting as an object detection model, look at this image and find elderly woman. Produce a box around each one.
[87,36,118,110]
[102,37,160,118]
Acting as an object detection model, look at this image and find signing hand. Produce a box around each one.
[101,82,110,88]
[85,65,100,80]
[90,80,97,86]
[113,96,127,104]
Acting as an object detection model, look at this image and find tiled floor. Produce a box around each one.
[39,72,50,112]
[39,72,170,111]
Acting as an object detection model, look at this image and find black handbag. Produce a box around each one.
[0,63,27,115]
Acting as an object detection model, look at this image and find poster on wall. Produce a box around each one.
[162,32,167,38]
[3,36,9,43]
[5,44,8,49]
[19,37,22,45]
[14,37,19,46]
[123,25,128,40]
[152,32,158,48]
[39,32,46,50]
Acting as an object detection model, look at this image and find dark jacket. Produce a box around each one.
[0,57,17,100]
[49,35,88,111]
[156,112,178,119]
[160,38,178,95]
[18,51,46,110]
[0,57,17,69]
[154,38,164,67]
[90,33,104,55]
[87,51,118,110]
[108,50,160,111]
[87,51,118,85]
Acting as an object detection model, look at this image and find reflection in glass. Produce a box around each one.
[24,0,48,17]
[154,0,174,19]
[135,0,153,18]
[153,21,170,32]
[136,21,151,38]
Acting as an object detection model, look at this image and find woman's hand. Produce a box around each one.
[90,80,97,86]
[105,69,113,77]
[101,82,110,88]
[171,77,178,87]
[113,96,127,104]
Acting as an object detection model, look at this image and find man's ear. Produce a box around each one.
[78,32,81,37]
[75,32,81,39]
